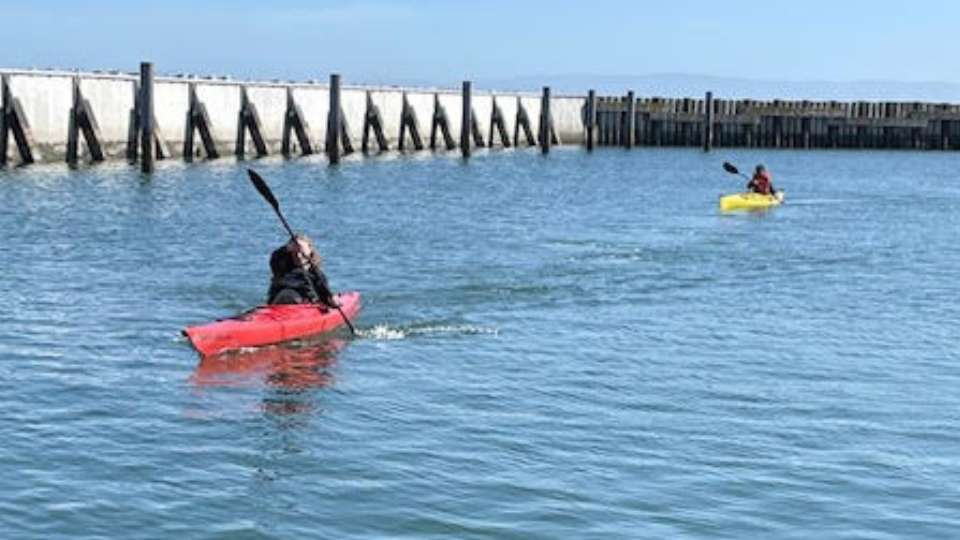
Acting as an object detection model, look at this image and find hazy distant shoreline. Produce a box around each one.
[473,73,960,102]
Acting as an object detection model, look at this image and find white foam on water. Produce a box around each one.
[360,325,408,341]
[359,323,499,341]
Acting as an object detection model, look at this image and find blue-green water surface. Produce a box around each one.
[1,148,959,539]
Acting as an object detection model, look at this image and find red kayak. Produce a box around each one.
[183,292,361,357]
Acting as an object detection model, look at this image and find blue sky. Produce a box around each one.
[4,0,960,86]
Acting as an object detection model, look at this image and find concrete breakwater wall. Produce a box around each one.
[5,65,960,168]
[594,92,960,150]
[0,66,585,167]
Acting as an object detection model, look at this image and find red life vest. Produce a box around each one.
[752,171,772,195]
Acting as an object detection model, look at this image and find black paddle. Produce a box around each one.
[722,161,750,181]
[247,169,357,336]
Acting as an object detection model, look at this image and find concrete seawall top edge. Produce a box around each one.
[5,68,956,105]
[0,68,586,99]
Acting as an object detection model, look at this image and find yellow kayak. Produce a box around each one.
[719,191,785,212]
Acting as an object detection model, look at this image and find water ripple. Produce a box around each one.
[2,150,960,538]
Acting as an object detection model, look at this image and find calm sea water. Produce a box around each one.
[2,147,959,539]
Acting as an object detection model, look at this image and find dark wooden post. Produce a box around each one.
[586,89,597,151]
[596,100,604,146]
[236,86,248,158]
[0,74,9,166]
[327,73,342,164]
[461,81,472,158]
[66,77,81,164]
[624,90,636,149]
[489,97,510,148]
[430,93,456,151]
[139,62,154,173]
[183,84,196,162]
[66,76,104,164]
[539,86,551,154]
[828,124,839,149]
[702,91,714,152]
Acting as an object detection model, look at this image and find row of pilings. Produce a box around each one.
[4,64,960,172]
[0,63,560,172]
[136,65,558,172]
[584,91,960,152]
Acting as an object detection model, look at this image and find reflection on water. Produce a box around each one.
[191,338,347,389]
[189,338,348,417]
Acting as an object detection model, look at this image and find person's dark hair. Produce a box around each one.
[289,234,321,268]
[756,164,766,173]
[270,246,296,277]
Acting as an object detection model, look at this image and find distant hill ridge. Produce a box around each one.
[475,73,960,102]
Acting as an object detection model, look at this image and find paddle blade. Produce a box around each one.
[247,169,280,211]
[723,162,740,175]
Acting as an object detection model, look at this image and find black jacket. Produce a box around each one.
[267,267,336,307]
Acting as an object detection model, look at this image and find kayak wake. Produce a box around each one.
[360,323,499,341]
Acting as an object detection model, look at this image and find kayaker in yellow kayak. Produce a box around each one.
[267,234,338,307]
[746,164,777,196]
[720,161,785,211]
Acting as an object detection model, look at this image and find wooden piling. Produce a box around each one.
[327,74,342,164]
[66,76,105,164]
[596,102,605,146]
[361,91,388,154]
[828,125,839,149]
[66,77,80,164]
[139,62,154,173]
[617,102,624,146]
[470,111,485,148]
[773,116,783,148]
[514,98,536,147]
[430,94,455,151]
[586,90,597,151]
[489,97,511,148]
[339,114,354,156]
[184,83,218,161]
[398,92,425,152]
[539,86,551,154]
[236,86,268,158]
[461,81,472,158]
[702,91,714,152]
[0,77,6,165]
[282,87,315,156]
[624,91,636,149]
[598,103,606,146]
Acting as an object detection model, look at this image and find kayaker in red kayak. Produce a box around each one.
[746,164,777,195]
[267,234,338,307]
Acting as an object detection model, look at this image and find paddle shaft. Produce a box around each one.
[248,170,357,335]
